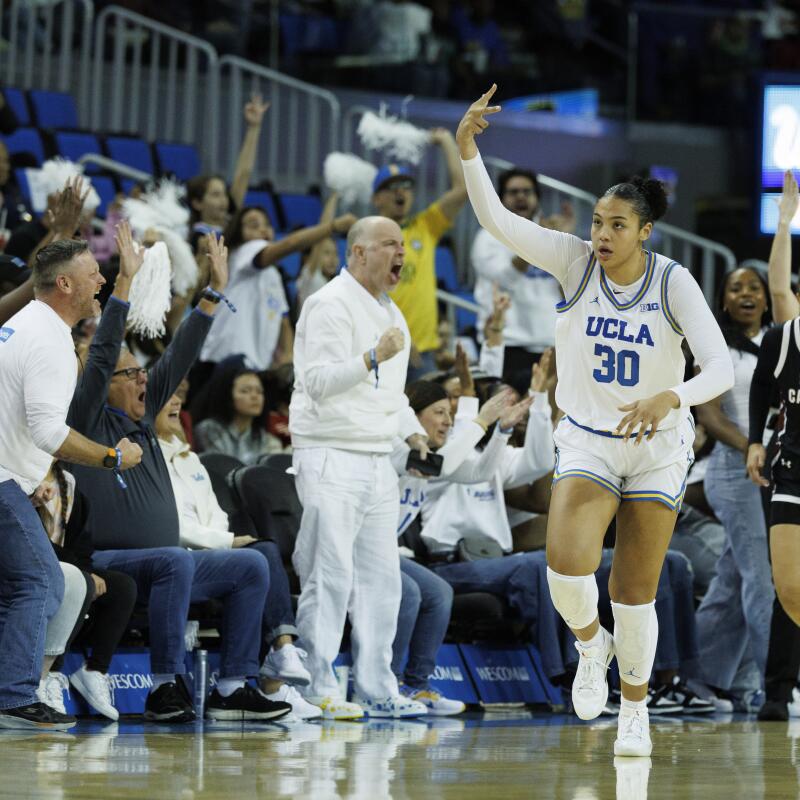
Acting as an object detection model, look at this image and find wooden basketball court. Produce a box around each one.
[3,712,799,799]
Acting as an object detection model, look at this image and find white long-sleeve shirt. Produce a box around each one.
[290,269,423,451]
[421,391,554,553]
[159,435,234,549]
[472,227,562,352]
[0,300,77,494]
[462,152,733,430]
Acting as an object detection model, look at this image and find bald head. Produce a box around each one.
[346,215,405,297]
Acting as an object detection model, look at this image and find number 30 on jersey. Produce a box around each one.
[592,345,640,387]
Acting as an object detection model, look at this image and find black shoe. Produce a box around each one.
[205,684,292,721]
[758,700,789,722]
[0,701,76,731]
[144,680,196,723]
[646,684,682,715]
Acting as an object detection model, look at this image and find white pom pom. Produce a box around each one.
[27,158,100,214]
[160,228,198,297]
[357,110,429,165]
[127,241,172,339]
[324,152,378,207]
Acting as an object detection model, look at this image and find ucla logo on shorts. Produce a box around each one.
[0,327,14,342]
[639,302,660,312]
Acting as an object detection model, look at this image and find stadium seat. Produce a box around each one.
[229,464,303,562]
[14,168,32,207]
[54,131,103,173]
[279,12,341,56]
[104,135,155,176]
[92,175,117,218]
[272,232,303,279]
[3,127,45,164]
[29,89,79,129]
[286,278,298,307]
[278,192,322,229]
[243,189,280,231]
[435,246,460,292]
[155,141,201,181]
[336,237,347,266]
[255,453,293,472]
[2,87,30,126]
[454,289,478,333]
[197,452,244,517]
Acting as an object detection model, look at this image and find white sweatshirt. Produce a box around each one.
[0,300,77,494]
[462,152,734,413]
[290,269,423,452]
[159,435,233,550]
[421,391,555,554]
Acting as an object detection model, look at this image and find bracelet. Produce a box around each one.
[499,424,515,435]
[113,448,127,490]
[201,286,237,313]
[369,348,379,388]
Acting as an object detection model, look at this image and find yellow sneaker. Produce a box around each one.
[308,696,364,720]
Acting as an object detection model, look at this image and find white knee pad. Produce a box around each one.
[612,601,658,687]
[546,567,599,630]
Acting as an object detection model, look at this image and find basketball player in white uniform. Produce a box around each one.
[456,86,734,757]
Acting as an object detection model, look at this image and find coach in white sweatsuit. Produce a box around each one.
[290,216,427,705]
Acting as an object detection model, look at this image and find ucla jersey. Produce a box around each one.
[553,249,687,433]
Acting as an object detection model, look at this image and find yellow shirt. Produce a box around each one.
[392,202,452,352]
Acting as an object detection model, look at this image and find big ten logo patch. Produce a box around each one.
[0,327,14,342]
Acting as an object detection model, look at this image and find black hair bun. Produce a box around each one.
[629,176,668,222]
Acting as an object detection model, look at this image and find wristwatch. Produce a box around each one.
[200,287,222,304]
[103,447,120,469]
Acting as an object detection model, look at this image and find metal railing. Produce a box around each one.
[218,55,340,191]
[78,153,152,184]
[1,0,94,121]
[90,6,219,168]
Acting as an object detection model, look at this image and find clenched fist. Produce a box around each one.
[376,327,405,363]
[116,437,143,470]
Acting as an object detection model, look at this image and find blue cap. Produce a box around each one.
[372,164,414,193]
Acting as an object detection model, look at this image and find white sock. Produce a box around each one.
[577,627,605,649]
[151,674,176,690]
[620,696,647,712]
[216,677,246,697]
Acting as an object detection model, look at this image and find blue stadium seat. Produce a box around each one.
[29,89,79,129]
[54,131,103,173]
[455,290,478,333]
[435,246,460,292]
[104,135,154,175]
[285,278,298,306]
[243,189,280,231]
[155,141,201,181]
[92,175,117,218]
[279,192,322,229]
[14,168,32,206]
[336,237,347,267]
[2,88,30,126]
[279,12,341,56]
[277,251,302,280]
[3,127,45,164]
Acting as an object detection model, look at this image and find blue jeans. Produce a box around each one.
[669,504,725,597]
[431,551,576,679]
[695,445,774,690]
[0,480,64,708]
[246,540,299,648]
[93,547,269,678]
[393,557,454,690]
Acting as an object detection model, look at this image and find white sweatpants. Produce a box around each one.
[292,447,401,700]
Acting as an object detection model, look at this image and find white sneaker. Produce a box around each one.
[353,694,428,718]
[263,684,322,720]
[401,686,465,716]
[614,756,652,799]
[37,672,69,715]
[789,687,800,718]
[69,665,119,721]
[305,696,364,720]
[614,706,652,757]
[572,628,614,720]
[260,644,311,687]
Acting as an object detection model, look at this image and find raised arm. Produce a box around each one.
[255,214,356,269]
[457,86,588,283]
[746,325,782,486]
[430,128,467,221]
[768,170,800,324]
[229,94,270,211]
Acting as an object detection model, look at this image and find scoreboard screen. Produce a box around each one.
[759,80,800,235]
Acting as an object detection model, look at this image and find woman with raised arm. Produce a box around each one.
[456,85,734,758]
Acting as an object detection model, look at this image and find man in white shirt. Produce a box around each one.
[471,167,569,384]
[290,215,429,720]
[0,237,141,730]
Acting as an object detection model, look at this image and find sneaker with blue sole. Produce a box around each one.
[353,694,428,718]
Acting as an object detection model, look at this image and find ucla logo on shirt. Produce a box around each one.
[0,327,14,342]
[585,316,655,348]
[191,472,205,482]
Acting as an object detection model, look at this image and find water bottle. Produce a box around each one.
[193,649,208,718]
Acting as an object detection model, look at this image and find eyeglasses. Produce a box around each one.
[503,188,536,197]
[112,367,147,381]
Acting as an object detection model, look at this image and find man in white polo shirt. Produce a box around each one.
[290,215,429,720]
[0,236,141,730]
